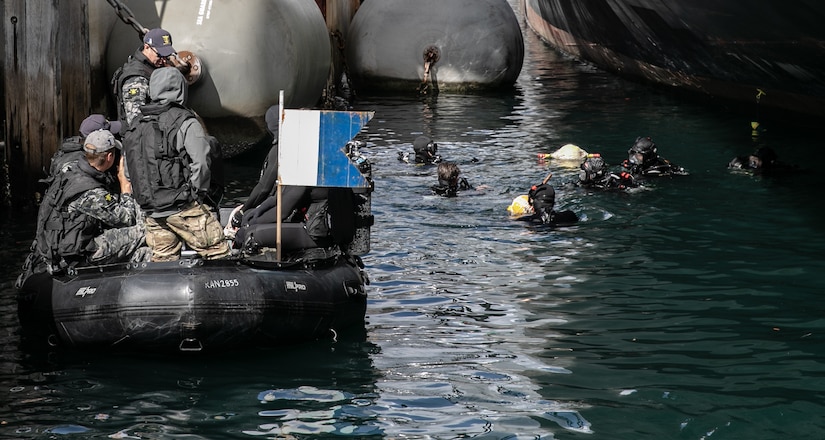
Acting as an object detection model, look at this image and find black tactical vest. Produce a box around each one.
[35,161,109,272]
[122,103,195,213]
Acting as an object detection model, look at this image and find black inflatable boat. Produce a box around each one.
[16,253,368,352]
[17,110,377,353]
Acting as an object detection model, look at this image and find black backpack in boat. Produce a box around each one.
[304,188,357,248]
[122,105,196,212]
[123,105,225,211]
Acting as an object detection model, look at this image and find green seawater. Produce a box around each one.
[2,6,823,439]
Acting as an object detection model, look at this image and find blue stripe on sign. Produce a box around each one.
[316,111,373,188]
[279,109,373,188]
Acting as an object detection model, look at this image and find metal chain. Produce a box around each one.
[104,0,147,38]
[104,0,194,77]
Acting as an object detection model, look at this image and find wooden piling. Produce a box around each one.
[2,0,92,210]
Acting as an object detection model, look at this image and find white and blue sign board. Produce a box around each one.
[278,109,374,188]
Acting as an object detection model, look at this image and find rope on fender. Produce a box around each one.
[752,88,766,135]
[417,46,441,97]
[322,30,356,110]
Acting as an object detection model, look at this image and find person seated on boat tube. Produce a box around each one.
[574,153,638,190]
[507,174,578,226]
[30,129,149,275]
[121,67,230,262]
[431,161,474,197]
[398,135,442,164]
[621,136,688,178]
[232,185,358,255]
[224,105,280,238]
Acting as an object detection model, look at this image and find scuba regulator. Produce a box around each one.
[579,153,607,184]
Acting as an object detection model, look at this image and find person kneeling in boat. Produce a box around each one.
[622,136,688,178]
[32,129,149,274]
[398,135,442,164]
[122,67,230,262]
[42,114,123,182]
[507,174,578,226]
[575,153,638,190]
[431,161,474,197]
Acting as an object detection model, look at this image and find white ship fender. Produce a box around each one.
[104,0,331,153]
[346,0,524,94]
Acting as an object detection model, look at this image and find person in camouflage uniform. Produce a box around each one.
[34,129,149,273]
[122,67,229,262]
[112,28,177,128]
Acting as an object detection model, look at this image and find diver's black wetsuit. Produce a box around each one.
[622,136,687,178]
[574,154,638,190]
[518,183,578,226]
[399,136,441,164]
[728,146,780,175]
[431,177,473,197]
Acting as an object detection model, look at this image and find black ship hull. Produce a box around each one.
[522,0,825,119]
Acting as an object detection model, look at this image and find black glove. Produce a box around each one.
[231,208,244,228]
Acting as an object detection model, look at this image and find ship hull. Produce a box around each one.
[522,0,825,119]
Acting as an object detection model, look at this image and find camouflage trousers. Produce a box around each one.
[89,224,151,265]
[145,202,230,262]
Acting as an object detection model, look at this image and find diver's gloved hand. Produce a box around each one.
[223,205,244,241]
[230,207,244,228]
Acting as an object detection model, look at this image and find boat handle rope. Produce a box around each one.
[417,46,441,97]
[322,30,356,110]
[179,338,204,352]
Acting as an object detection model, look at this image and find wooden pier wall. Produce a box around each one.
[2,0,92,210]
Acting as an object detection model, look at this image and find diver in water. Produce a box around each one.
[508,173,578,226]
[728,146,780,175]
[398,135,442,164]
[622,136,687,178]
[431,161,473,197]
[528,182,578,226]
[575,153,638,190]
